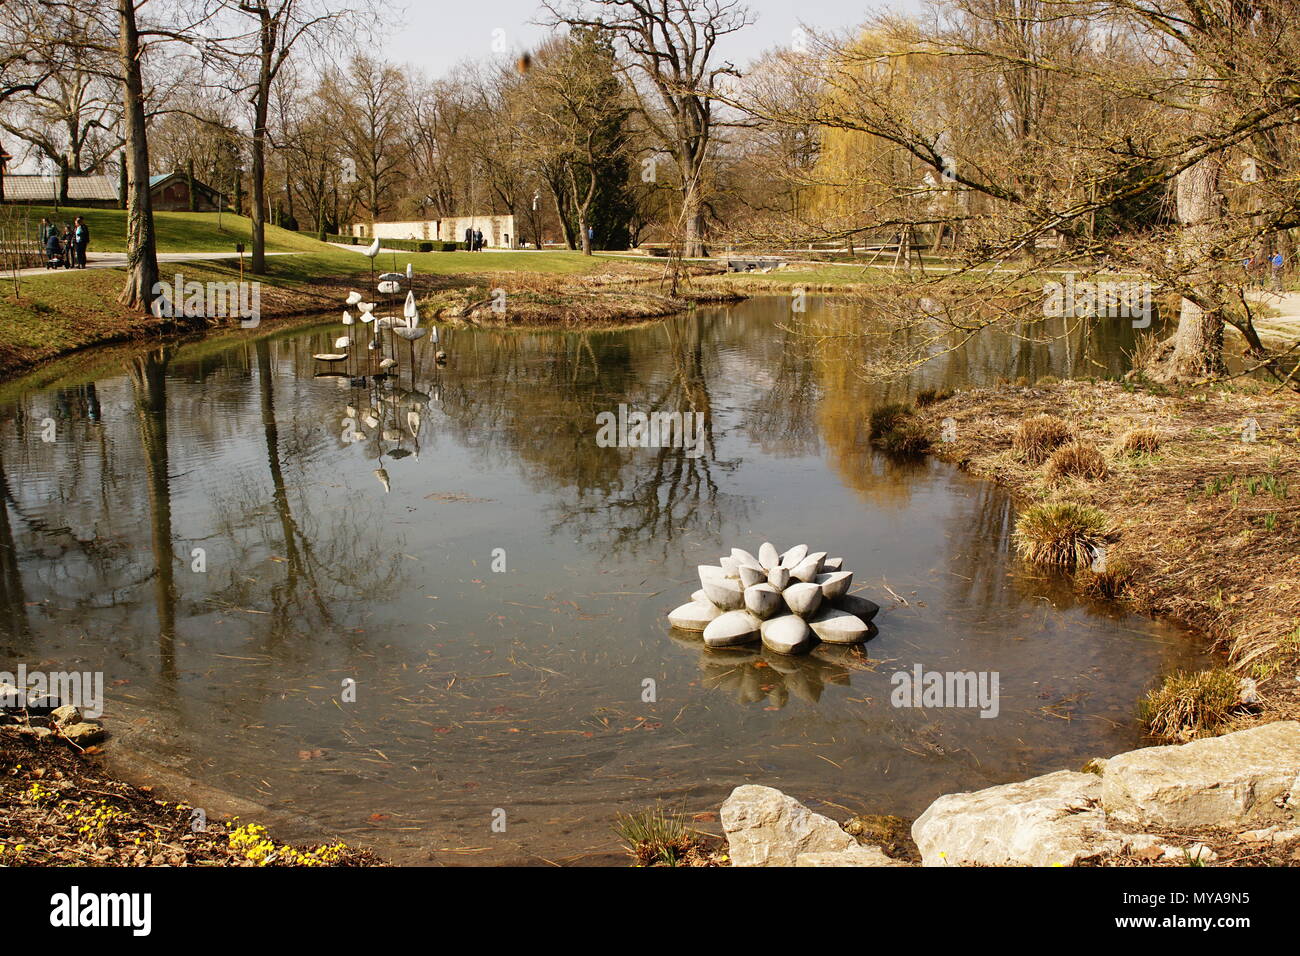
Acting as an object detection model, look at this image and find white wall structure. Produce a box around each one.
[350,215,517,248]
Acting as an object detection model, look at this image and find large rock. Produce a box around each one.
[1101,721,1300,828]
[721,785,856,866]
[796,845,908,867]
[912,770,1148,867]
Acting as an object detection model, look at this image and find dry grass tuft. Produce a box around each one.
[1013,414,1075,464]
[1045,440,1110,485]
[1140,668,1245,741]
[915,386,954,408]
[1116,426,1162,456]
[869,403,931,455]
[1014,501,1112,569]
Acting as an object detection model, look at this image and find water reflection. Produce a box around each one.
[0,296,1204,863]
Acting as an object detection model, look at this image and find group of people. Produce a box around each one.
[463,226,486,251]
[39,216,91,269]
[1243,251,1286,292]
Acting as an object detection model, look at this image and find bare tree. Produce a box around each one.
[545,0,754,257]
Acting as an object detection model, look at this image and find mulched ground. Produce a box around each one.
[0,733,384,867]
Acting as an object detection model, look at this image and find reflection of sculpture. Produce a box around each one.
[669,543,880,655]
[667,629,875,709]
[324,271,444,493]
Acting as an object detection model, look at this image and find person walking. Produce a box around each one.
[464,225,473,251]
[1270,250,1284,292]
[474,227,484,252]
[73,216,90,269]
[61,226,75,269]
[38,217,54,245]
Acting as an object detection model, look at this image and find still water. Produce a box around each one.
[0,297,1205,863]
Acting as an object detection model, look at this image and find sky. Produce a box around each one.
[382,0,927,78]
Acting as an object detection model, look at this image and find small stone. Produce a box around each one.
[60,722,106,746]
[815,570,853,601]
[778,544,808,569]
[50,705,81,727]
[808,607,870,644]
[767,566,790,590]
[744,584,783,620]
[668,601,722,632]
[703,610,762,647]
[783,582,823,618]
[835,592,880,622]
[1238,677,1260,705]
[1161,843,1217,864]
[739,565,765,588]
[758,542,780,570]
[760,615,814,655]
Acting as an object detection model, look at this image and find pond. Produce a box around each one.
[0,296,1207,864]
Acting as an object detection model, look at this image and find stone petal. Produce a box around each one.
[758,542,779,570]
[815,570,854,601]
[668,601,722,632]
[731,547,762,570]
[807,607,870,644]
[691,588,708,604]
[767,566,791,591]
[822,557,843,572]
[739,565,765,588]
[783,581,823,618]
[778,544,808,569]
[703,609,762,647]
[720,556,739,575]
[760,615,814,655]
[744,583,783,620]
[835,592,880,622]
[790,552,827,583]
[701,578,744,610]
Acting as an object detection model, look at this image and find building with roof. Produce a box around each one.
[0,170,227,211]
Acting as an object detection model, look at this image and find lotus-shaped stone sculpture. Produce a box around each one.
[668,543,879,655]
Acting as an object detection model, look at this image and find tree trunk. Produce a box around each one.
[250,17,272,276]
[1153,153,1228,381]
[116,0,159,312]
[681,175,706,258]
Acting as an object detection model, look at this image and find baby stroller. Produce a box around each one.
[44,234,65,269]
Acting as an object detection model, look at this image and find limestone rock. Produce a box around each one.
[50,705,81,727]
[703,610,762,647]
[721,785,856,866]
[1101,722,1300,829]
[796,845,907,867]
[760,615,814,655]
[912,770,1148,867]
[668,601,721,632]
